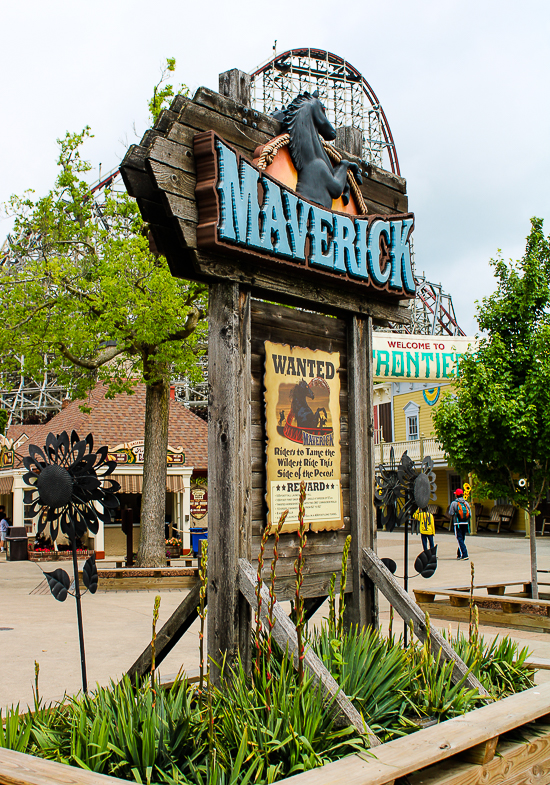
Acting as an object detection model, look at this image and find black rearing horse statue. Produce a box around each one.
[273,91,362,209]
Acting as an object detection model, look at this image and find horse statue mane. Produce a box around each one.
[271,91,362,209]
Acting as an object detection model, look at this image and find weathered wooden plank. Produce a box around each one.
[169,103,269,155]
[251,301,347,341]
[366,163,407,195]
[148,159,196,203]
[127,582,202,683]
[271,572,351,601]
[362,548,490,697]
[193,86,280,136]
[238,558,378,745]
[163,192,198,224]
[190,250,411,322]
[0,746,129,785]
[207,283,252,681]
[148,135,195,173]
[275,684,550,785]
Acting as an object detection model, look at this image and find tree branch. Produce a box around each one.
[57,342,127,370]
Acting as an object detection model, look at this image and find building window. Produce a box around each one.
[403,400,420,441]
[407,414,419,441]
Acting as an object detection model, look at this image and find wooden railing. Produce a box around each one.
[1,683,550,785]
[375,435,446,465]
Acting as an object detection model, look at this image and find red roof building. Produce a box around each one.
[0,384,208,557]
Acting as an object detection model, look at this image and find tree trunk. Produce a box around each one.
[136,368,170,567]
[530,513,539,599]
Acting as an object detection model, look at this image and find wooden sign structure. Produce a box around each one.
[121,66,422,711]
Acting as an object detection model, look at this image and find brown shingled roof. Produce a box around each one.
[7,383,207,470]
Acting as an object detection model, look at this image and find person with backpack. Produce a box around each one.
[449,488,470,560]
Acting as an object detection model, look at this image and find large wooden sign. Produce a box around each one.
[121,67,412,683]
[264,341,343,533]
[194,133,415,298]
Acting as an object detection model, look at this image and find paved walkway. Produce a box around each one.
[2,528,550,711]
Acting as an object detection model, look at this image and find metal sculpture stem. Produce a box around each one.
[70,522,88,693]
[403,504,409,647]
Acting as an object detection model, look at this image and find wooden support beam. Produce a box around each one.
[345,314,377,629]
[458,735,499,765]
[207,283,252,682]
[238,558,380,747]
[218,69,251,107]
[362,548,490,697]
[127,582,202,683]
[335,126,363,158]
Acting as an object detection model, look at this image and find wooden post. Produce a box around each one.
[218,69,251,107]
[345,314,377,629]
[335,126,363,158]
[207,282,252,681]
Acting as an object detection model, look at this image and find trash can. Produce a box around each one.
[190,527,208,557]
[6,527,28,561]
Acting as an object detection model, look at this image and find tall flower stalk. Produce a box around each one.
[294,481,308,685]
[328,573,336,637]
[151,595,161,701]
[337,535,352,638]
[198,540,208,694]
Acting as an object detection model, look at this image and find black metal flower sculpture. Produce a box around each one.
[397,452,437,524]
[23,431,119,692]
[374,447,404,532]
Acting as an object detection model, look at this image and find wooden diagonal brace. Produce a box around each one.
[238,558,380,746]
[127,581,203,683]
[362,547,490,698]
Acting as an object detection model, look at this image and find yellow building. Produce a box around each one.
[373,380,526,533]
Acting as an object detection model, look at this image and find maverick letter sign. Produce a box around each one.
[194,132,415,299]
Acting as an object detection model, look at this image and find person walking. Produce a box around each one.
[0,507,8,553]
[449,488,470,560]
[413,508,436,553]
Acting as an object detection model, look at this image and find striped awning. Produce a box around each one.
[0,474,13,495]
[112,474,185,494]
[166,475,185,493]
[112,474,142,494]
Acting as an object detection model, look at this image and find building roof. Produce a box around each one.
[7,383,208,470]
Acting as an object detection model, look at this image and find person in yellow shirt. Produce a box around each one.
[413,508,435,553]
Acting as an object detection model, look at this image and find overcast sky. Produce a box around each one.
[2,0,549,335]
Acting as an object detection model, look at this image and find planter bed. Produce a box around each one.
[28,549,94,563]
[2,682,549,785]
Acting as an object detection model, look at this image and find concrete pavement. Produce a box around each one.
[2,527,550,711]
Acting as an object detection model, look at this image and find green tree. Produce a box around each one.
[433,218,550,597]
[0,68,207,566]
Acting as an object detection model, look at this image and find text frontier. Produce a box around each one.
[215,139,415,295]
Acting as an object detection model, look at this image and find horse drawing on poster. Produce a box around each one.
[289,379,328,429]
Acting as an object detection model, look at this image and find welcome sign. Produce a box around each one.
[373,333,476,381]
[194,132,415,299]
